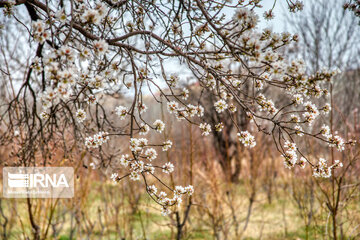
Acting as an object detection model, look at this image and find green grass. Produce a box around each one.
[1,179,359,240]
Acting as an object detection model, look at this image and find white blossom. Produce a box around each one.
[129,171,141,181]
[181,88,189,100]
[162,140,173,151]
[85,131,109,148]
[85,94,97,104]
[147,185,157,195]
[215,123,224,132]
[76,109,86,123]
[312,158,342,178]
[120,154,131,167]
[110,173,118,182]
[139,123,150,135]
[81,9,102,25]
[153,120,165,133]
[292,94,303,105]
[115,106,128,120]
[167,101,179,114]
[283,150,297,169]
[214,99,228,113]
[237,131,256,148]
[162,162,174,174]
[233,8,259,29]
[144,148,157,161]
[93,39,108,55]
[32,20,49,43]
[138,102,148,113]
[199,123,212,136]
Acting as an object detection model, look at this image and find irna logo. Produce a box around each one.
[8,172,69,188]
[3,167,74,198]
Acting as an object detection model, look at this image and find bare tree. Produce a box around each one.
[285,0,360,73]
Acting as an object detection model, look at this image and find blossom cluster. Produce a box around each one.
[313,158,343,178]
[303,101,320,125]
[199,123,212,136]
[280,134,344,175]
[76,109,87,123]
[32,20,50,43]
[106,133,187,215]
[214,99,228,113]
[93,39,109,56]
[282,141,298,169]
[115,106,128,120]
[256,94,277,114]
[153,120,165,133]
[320,125,346,151]
[85,131,110,148]
[80,3,108,25]
[237,131,256,148]
[127,137,173,178]
[233,8,259,29]
[166,101,204,121]
[147,185,194,216]
[2,0,16,16]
